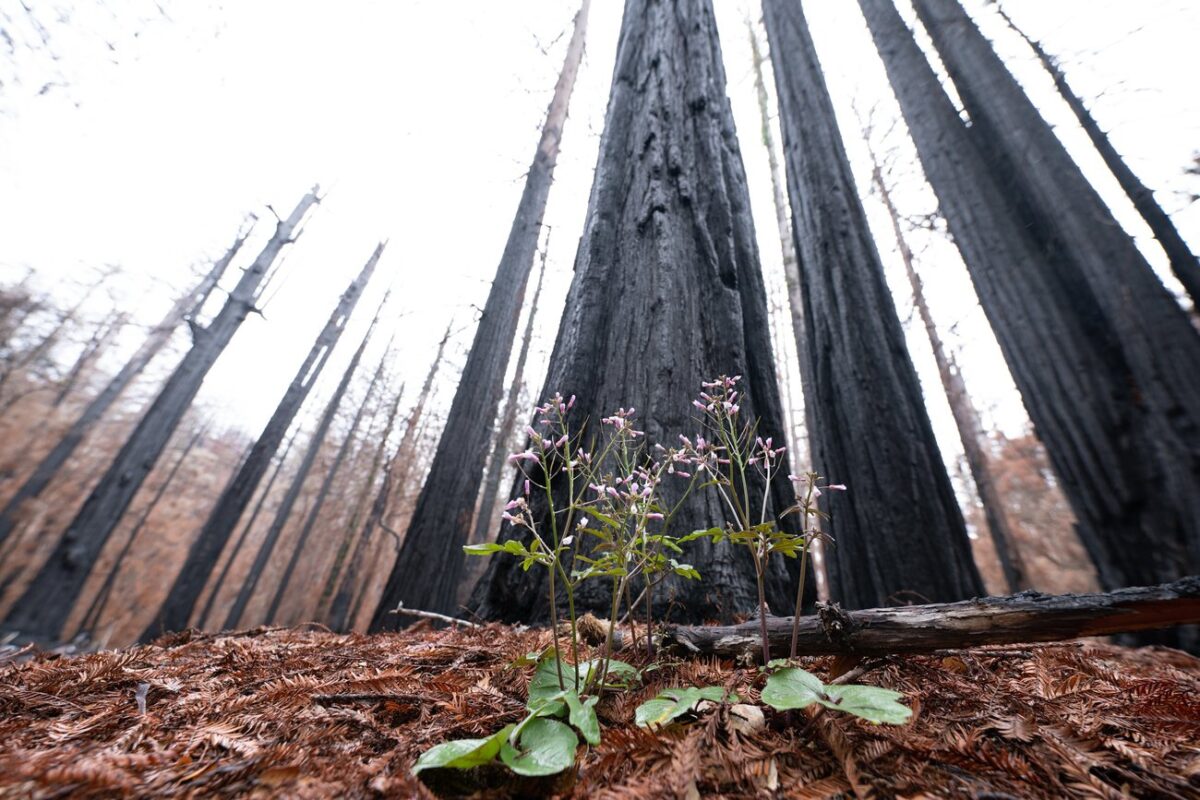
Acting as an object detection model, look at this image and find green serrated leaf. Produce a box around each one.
[634,686,739,728]
[762,668,910,724]
[412,724,514,774]
[499,718,578,776]
[760,667,826,711]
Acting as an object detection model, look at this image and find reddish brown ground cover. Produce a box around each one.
[1,624,1198,798]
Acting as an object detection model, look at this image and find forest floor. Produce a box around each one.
[0,623,1198,799]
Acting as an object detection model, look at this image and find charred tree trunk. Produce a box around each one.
[858,0,1198,649]
[142,242,383,639]
[993,5,1199,306]
[52,312,125,408]
[0,224,252,548]
[223,299,382,630]
[471,247,548,547]
[666,576,1200,657]
[372,0,591,626]
[762,0,981,608]
[75,422,210,637]
[864,141,1028,592]
[194,424,302,629]
[388,322,452,501]
[3,190,316,640]
[909,0,1200,598]
[266,335,392,624]
[317,379,405,621]
[466,0,801,626]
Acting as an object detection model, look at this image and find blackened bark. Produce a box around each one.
[76,422,210,637]
[3,190,316,640]
[142,242,383,639]
[993,5,1200,306]
[909,0,1200,603]
[371,0,591,627]
[471,250,547,547]
[52,312,124,408]
[0,225,251,548]
[223,298,382,629]
[858,0,1199,648]
[864,143,1027,591]
[762,0,982,609]
[266,335,392,624]
[466,0,802,626]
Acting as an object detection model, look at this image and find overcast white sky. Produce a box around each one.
[1,0,1197,481]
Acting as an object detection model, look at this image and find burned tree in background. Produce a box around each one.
[143,242,383,639]
[761,0,982,609]
[375,0,591,622]
[859,0,1199,647]
[909,0,1200,601]
[992,3,1199,306]
[223,296,383,630]
[4,191,317,640]
[461,0,802,628]
[0,224,251,549]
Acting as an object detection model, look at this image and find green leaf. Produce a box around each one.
[564,692,601,745]
[822,685,912,725]
[679,527,724,544]
[634,686,739,728]
[412,724,514,774]
[499,718,578,776]
[528,656,589,713]
[761,667,826,711]
[463,543,506,556]
[761,668,910,725]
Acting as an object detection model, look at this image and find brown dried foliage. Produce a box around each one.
[1,625,1198,798]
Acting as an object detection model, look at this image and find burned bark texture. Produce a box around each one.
[0,226,250,548]
[859,0,1200,650]
[143,242,382,639]
[993,5,1200,306]
[865,145,1027,592]
[3,191,317,640]
[223,300,382,630]
[665,576,1200,658]
[467,0,803,626]
[762,0,982,609]
[370,0,591,628]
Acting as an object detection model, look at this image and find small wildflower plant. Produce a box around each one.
[415,378,906,783]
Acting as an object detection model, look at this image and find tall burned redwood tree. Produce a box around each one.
[761,0,981,609]
[223,298,383,629]
[4,190,317,640]
[0,224,251,548]
[857,0,1199,649]
[908,0,1200,592]
[372,0,591,623]
[463,0,801,627]
[992,4,1199,306]
[142,243,383,638]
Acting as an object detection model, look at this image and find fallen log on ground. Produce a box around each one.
[664,576,1200,657]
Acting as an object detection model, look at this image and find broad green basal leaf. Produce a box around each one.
[634,686,739,728]
[761,667,910,725]
[564,691,601,745]
[499,718,579,776]
[412,724,514,774]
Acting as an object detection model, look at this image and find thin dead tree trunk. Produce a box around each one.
[52,311,125,408]
[468,0,801,625]
[858,0,1199,649]
[993,4,1199,306]
[762,0,982,608]
[470,244,548,547]
[328,455,398,632]
[372,0,592,626]
[0,223,253,548]
[223,296,384,630]
[4,190,316,641]
[75,421,210,637]
[266,334,394,624]
[388,321,453,503]
[194,424,301,629]
[142,242,383,639]
[863,136,1028,592]
[316,379,406,621]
